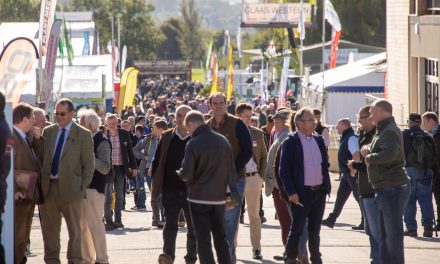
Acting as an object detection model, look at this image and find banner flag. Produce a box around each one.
[117,67,135,114]
[329,30,341,69]
[0,38,39,106]
[123,69,139,109]
[325,0,341,31]
[38,0,58,57]
[43,19,62,103]
[121,45,127,72]
[63,18,74,66]
[298,4,305,40]
[227,46,234,101]
[237,27,242,58]
[278,56,290,107]
[210,53,218,95]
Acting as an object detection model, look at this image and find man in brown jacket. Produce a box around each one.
[236,103,267,260]
[13,103,43,264]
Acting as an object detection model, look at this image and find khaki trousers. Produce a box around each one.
[40,182,83,264]
[244,174,263,250]
[15,202,35,264]
[80,189,108,264]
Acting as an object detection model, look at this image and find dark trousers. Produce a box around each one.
[285,188,326,263]
[162,187,197,262]
[189,202,231,264]
[327,173,363,224]
[272,188,291,245]
[434,185,440,227]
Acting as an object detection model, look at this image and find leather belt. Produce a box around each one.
[304,184,323,191]
[50,178,59,183]
[245,172,258,177]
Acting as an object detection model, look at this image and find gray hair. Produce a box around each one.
[78,109,101,132]
[176,104,192,114]
[184,110,205,126]
[294,107,314,125]
[33,107,45,117]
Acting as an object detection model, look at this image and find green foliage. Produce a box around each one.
[178,0,205,61]
[0,0,39,22]
[158,18,182,60]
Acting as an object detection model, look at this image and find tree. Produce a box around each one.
[158,18,182,60]
[67,0,164,64]
[178,0,205,62]
[0,0,39,22]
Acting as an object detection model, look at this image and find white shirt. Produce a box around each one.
[245,157,258,173]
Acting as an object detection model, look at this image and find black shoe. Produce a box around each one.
[253,249,263,260]
[273,255,285,261]
[260,216,267,224]
[240,214,244,224]
[322,218,335,228]
[131,205,138,210]
[404,229,418,237]
[137,205,146,211]
[284,258,300,264]
[423,226,433,238]
[352,223,364,230]
[113,221,124,229]
[158,253,173,264]
[157,221,165,228]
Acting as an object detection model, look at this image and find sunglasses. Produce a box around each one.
[55,111,70,117]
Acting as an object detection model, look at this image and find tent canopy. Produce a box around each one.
[308,52,386,93]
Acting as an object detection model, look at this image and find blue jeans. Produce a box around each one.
[404,167,434,230]
[112,165,126,222]
[135,172,146,207]
[224,177,246,264]
[361,197,382,264]
[375,184,410,264]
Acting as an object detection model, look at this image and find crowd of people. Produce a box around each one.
[1,84,440,264]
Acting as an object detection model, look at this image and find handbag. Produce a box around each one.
[15,169,44,205]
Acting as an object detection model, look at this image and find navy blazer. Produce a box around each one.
[279,132,331,198]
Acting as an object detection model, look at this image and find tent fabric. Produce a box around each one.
[327,86,383,93]
[308,52,386,93]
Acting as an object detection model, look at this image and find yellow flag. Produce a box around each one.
[123,68,139,108]
[310,0,316,5]
[210,53,218,95]
[117,67,135,114]
[227,46,234,101]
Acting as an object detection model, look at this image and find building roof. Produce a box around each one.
[55,12,93,22]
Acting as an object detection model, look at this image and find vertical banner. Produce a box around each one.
[278,56,290,107]
[210,53,218,95]
[227,46,234,101]
[121,45,127,73]
[38,0,58,57]
[123,69,139,108]
[205,39,213,82]
[260,60,267,104]
[63,18,74,66]
[0,38,39,106]
[236,27,242,58]
[82,31,90,55]
[44,19,63,104]
[329,30,341,69]
[117,67,135,114]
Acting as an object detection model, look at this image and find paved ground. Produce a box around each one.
[27,173,440,263]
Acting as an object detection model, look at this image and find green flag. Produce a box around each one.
[63,18,74,65]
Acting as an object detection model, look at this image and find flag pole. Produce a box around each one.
[322,0,326,90]
[300,0,304,77]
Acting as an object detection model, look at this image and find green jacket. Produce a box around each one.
[366,117,409,189]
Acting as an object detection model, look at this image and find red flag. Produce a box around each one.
[329,30,341,69]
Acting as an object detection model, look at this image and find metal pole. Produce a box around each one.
[111,16,115,106]
[300,0,304,77]
[321,0,326,115]
[117,14,121,76]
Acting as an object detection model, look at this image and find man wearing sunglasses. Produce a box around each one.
[39,98,95,264]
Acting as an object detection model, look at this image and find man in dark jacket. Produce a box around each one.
[279,107,331,264]
[402,113,436,237]
[348,106,381,264]
[322,118,363,230]
[363,99,409,264]
[179,110,239,264]
[151,105,197,264]
[103,114,137,229]
[422,111,440,231]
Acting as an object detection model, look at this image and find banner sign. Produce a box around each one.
[44,19,63,103]
[242,3,312,27]
[38,0,58,56]
[0,38,39,106]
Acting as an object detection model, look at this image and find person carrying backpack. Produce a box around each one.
[402,113,436,237]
